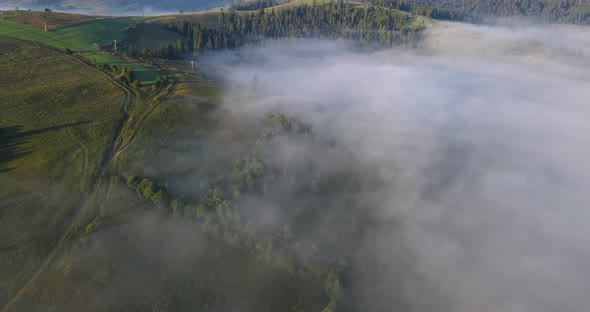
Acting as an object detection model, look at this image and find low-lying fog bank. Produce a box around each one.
[205,21,590,311]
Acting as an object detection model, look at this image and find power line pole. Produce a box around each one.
[190,61,195,69]
[113,40,117,50]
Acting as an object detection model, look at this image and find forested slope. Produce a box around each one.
[376,0,590,24]
[150,0,424,57]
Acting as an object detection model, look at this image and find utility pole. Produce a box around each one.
[44,23,47,31]
[190,61,195,69]
[113,40,117,50]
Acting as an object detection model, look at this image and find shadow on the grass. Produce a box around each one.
[0,122,88,172]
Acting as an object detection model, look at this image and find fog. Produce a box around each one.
[208,22,590,312]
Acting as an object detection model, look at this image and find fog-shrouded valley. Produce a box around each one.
[1,0,590,311]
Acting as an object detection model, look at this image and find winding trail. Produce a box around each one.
[0,49,135,312]
[113,76,176,159]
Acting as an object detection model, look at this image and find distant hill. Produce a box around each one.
[4,0,590,24]
[1,0,229,15]
[378,0,590,24]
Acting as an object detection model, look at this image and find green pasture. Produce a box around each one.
[0,17,158,84]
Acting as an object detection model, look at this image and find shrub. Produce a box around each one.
[85,222,96,235]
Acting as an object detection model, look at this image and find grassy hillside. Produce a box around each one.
[0,3,437,311]
[127,21,188,51]
[154,11,222,28]
[0,10,108,30]
[4,182,328,312]
[0,13,159,83]
[3,0,224,14]
[0,36,128,309]
[0,35,330,311]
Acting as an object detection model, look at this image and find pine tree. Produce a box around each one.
[176,37,185,53]
[193,27,202,54]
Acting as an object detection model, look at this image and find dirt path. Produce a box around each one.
[0,52,135,312]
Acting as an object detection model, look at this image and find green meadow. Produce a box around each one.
[0,17,159,83]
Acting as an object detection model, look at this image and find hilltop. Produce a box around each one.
[1,0,225,15]
[0,10,107,30]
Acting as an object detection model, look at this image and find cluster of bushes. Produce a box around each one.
[141,46,172,59]
[126,175,240,233]
[150,75,172,95]
[231,155,266,196]
[126,43,137,57]
[268,113,312,133]
[255,114,334,150]
[141,39,185,59]
[124,114,348,310]
[126,173,346,311]
[127,176,169,208]
[126,174,298,267]
[256,114,312,145]
[96,63,140,86]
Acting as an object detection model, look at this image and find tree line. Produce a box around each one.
[158,0,425,56]
[125,113,348,312]
[126,174,345,312]
[94,62,141,87]
[374,0,590,24]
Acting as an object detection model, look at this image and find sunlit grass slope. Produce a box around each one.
[0,36,127,308]
[0,14,159,83]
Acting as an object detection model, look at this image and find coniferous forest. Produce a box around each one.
[161,0,425,55]
[375,0,590,24]
[140,0,590,60]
